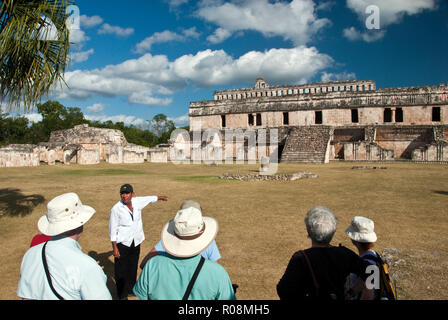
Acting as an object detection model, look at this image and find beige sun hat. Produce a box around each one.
[161,200,217,258]
[345,216,377,243]
[38,193,96,236]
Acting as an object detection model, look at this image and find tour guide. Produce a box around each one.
[109,183,168,300]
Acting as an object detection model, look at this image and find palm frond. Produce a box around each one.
[0,0,73,112]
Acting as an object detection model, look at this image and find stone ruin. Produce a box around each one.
[189,77,448,163]
[220,171,317,181]
[0,124,169,168]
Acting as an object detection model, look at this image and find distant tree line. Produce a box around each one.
[0,100,187,147]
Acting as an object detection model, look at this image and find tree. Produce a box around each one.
[148,113,175,144]
[0,113,30,146]
[0,0,73,112]
[34,100,86,140]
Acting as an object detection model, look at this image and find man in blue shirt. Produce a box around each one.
[17,193,112,300]
[133,200,235,300]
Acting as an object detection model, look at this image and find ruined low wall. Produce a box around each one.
[412,142,448,161]
[0,145,40,167]
[148,150,168,163]
[343,142,394,161]
[123,150,145,163]
[77,148,100,165]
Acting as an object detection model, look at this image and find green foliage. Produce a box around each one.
[148,113,176,143]
[0,0,73,112]
[0,100,180,147]
[0,113,30,145]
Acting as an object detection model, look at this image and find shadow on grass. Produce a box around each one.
[88,250,118,300]
[433,190,448,196]
[0,188,45,218]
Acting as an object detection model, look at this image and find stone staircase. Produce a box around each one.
[281,126,332,163]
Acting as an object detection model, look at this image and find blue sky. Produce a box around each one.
[22,0,448,127]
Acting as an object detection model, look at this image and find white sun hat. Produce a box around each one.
[38,193,96,236]
[161,201,217,258]
[345,216,377,243]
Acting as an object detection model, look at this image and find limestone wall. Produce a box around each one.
[50,124,126,146]
[190,80,448,129]
[0,145,40,167]
[412,141,448,161]
[343,142,394,161]
[148,150,168,163]
[77,148,100,165]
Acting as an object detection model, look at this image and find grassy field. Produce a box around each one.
[1,161,447,300]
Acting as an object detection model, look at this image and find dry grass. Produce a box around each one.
[1,161,447,300]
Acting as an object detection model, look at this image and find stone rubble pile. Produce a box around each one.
[219,171,317,181]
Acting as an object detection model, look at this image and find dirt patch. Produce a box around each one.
[381,248,448,300]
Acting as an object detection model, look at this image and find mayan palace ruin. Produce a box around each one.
[1,77,447,167]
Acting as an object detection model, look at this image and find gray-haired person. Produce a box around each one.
[277,206,374,300]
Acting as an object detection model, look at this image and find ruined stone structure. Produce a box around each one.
[188,77,448,163]
[0,124,169,167]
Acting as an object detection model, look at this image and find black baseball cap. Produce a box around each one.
[120,184,133,194]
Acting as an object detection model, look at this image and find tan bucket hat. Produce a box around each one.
[345,216,377,243]
[38,193,96,236]
[161,201,217,258]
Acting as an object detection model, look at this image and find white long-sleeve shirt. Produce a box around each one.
[109,196,158,247]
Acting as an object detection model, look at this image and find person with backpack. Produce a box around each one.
[133,200,236,300]
[345,216,397,300]
[277,206,374,300]
[17,193,112,300]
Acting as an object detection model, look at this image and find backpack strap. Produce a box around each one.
[42,241,65,300]
[362,252,382,264]
[300,250,319,296]
[183,256,205,300]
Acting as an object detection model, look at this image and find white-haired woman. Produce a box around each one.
[277,206,374,300]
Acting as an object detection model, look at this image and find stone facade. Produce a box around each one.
[188,77,448,163]
[0,144,40,167]
[0,124,167,167]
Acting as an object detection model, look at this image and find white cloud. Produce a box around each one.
[135,30,185,53]
[23,113,43,123]
[80,15,104,28]
[85,113,146,127]
[52,46,332,106]
[343,26,386,42]
[166,0,189,9]
[86,103,104,113]
[172,46,333,86]
[134,27,200,54]
[347,0,436,26]
[129,92,173,106]
[70,48,94,63]
[207,28,232,44]
[168,114,189,127]
[197,0,330,45]
[98,23,134,37]
[344,0,436,42]
[321,71,357,82]
[69,28,90,46]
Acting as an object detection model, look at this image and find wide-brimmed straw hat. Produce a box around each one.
[38,193,96,236]
[161,201,217,258]
[345,216,377,243]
